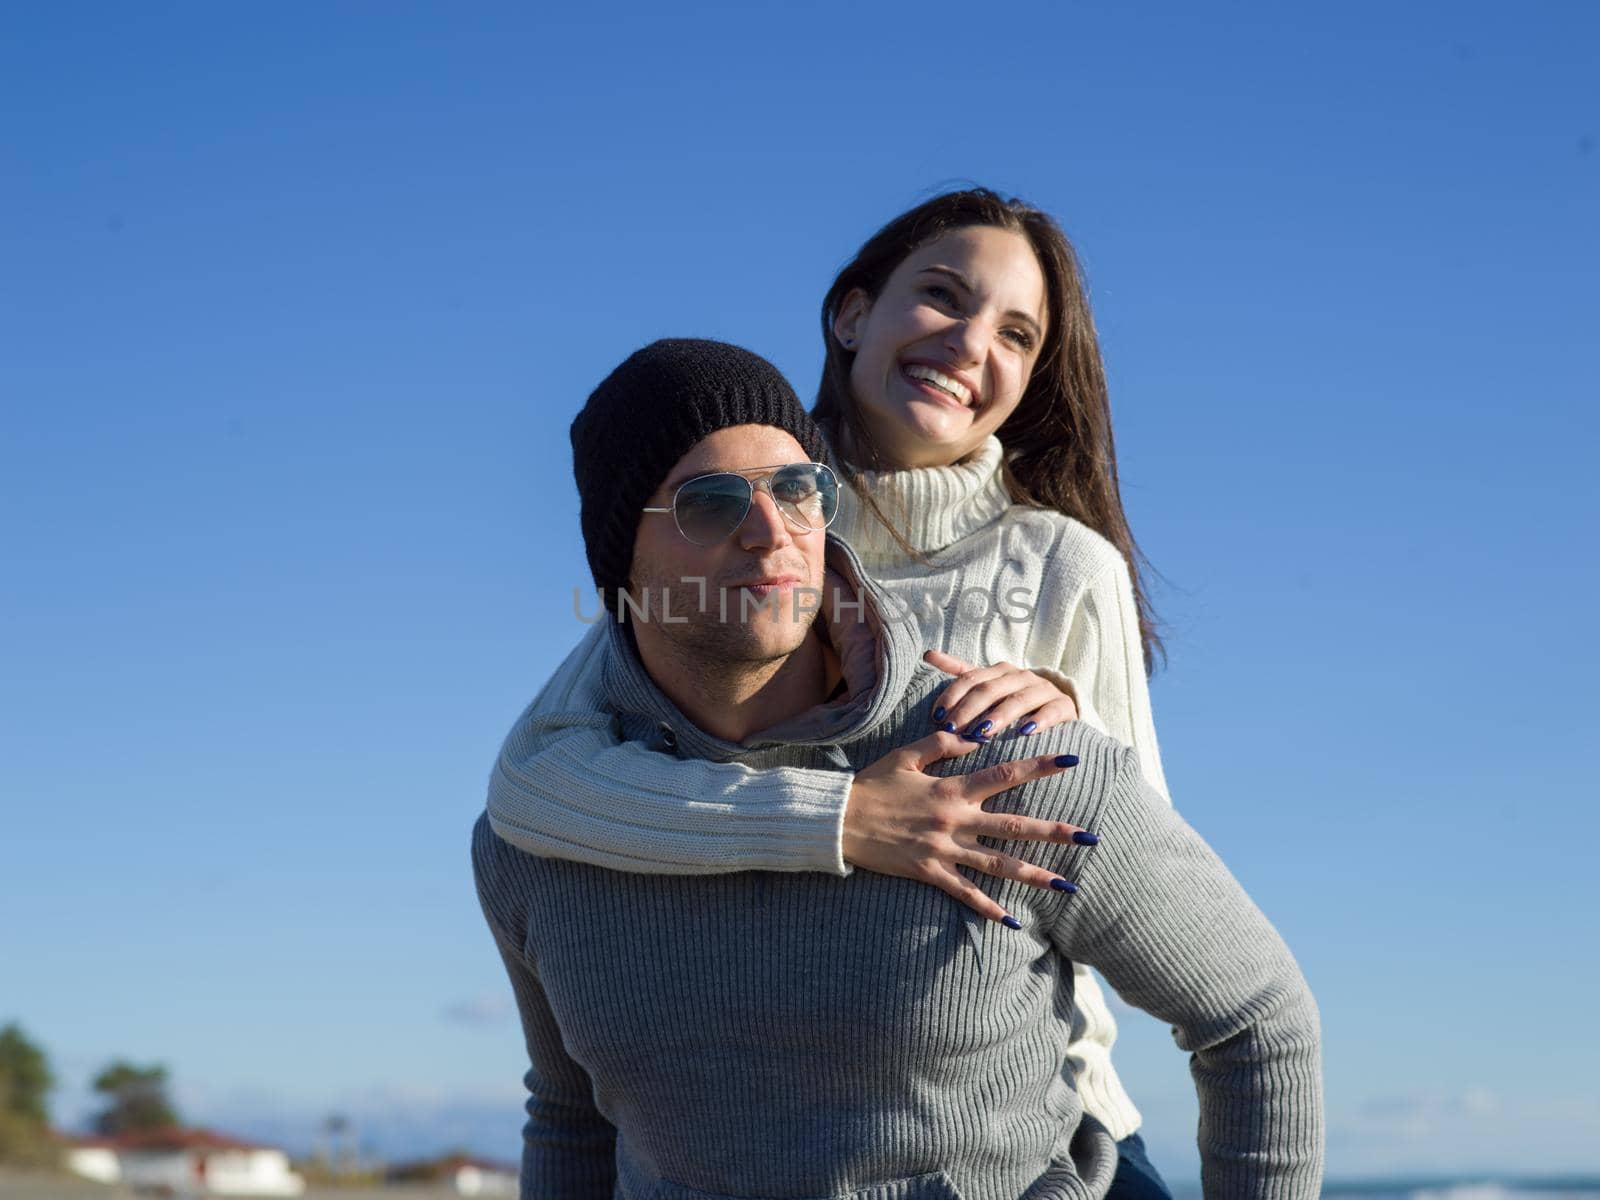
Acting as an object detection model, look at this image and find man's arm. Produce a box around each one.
[1045,744,1323,1198]
[472,818,616,1197]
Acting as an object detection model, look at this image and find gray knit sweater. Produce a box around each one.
[472,543,1322,1200]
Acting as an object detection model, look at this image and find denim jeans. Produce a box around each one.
[1105,1132,1175,1200]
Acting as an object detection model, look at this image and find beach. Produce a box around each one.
[0,1170,463,1200]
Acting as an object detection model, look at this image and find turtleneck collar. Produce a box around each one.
[832,436,1012,567]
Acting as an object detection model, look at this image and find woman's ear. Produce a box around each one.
[833,289,870,351]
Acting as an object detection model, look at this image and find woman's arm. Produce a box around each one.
[486,627,1090,919]
[488,623,854,874]
[1048,747,1323,1198]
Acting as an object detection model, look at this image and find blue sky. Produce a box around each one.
[3,0,1597,1181]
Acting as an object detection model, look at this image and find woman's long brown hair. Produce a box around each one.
[814,188,1165,674]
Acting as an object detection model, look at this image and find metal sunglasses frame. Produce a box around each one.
[641,461,840,545]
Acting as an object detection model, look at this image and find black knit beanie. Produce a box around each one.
[571,338,828,597]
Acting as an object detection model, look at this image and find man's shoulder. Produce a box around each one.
[904,712,1139,832]
[889,668,1136,783]
[1006,719,1138,804]
[472,809,558,896]
[471,810,508,890]
[472,808,590,946]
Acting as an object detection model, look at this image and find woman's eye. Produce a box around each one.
[924,284,957,305]
[1002,329,1035,351]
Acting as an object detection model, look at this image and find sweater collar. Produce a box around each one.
[832,435,1012,566]
[601,535,923,762]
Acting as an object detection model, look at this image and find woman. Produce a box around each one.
[490,189,1174,1196]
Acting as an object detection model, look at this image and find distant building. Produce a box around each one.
[62,1127,306,1196]
[61,1135,121,1184]
[388,1152,519,1196]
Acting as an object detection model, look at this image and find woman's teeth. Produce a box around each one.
[904,364,973,406]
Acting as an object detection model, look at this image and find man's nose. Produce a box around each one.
[738,487,793,550]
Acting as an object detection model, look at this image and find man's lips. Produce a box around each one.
[734,574,804,594]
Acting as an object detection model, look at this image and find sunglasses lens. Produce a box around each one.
[673,474,752,544]
[770,464,838,531]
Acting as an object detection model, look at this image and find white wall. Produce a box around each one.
[204,1149,307,1197]
[63,1147,121,1184]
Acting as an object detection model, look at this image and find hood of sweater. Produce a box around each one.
[601,534,929,762]
[832,435,1012,567]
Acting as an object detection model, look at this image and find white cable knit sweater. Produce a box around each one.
[487,436,1169,1140]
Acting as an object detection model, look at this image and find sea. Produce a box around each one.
[1167,1184,1600,1200]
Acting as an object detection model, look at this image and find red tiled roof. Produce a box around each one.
[98,1127,274,1152]
[61,1134,120,1149]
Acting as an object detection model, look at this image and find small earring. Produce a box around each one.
[841,336,855,348]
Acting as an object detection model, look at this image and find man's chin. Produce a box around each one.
[729,618,816,663]
[681,613,814,664]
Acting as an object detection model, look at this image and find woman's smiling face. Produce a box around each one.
[834,225,1049,470]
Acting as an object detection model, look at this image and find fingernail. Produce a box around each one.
[942,722,957,734]
[1020,720,1038,735]
[933,706,946,722]
[1053,754,1079,768]
[976,719,993,736]
[963,732,990,744]
[1000,915,1023,930]
[1072,831,1099,846]
[1049,878,1078,894]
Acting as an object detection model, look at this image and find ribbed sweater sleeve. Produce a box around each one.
[486,623,853,874]
[471,819,617,1197]
[1050,748,1323,1198]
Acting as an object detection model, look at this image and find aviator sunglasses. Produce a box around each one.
[642,462,840,546]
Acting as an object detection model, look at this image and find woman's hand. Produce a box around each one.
[922,649,1079,741]
[842,730,1095,926]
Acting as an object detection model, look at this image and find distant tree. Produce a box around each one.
[0,1023,53,1125]
[0,1110,57,1166]
[90,1061,179,1135]
[0,1022,54,1164]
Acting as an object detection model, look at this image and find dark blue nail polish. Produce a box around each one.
[1049,878,1078,894]
[1020,720,1038,735]
[933,706,946,722]
[964,732,990,744]
[1053,754,1079,768]
[1072,831,1100,846]
[1000,915,1023,930]
[976,719,993,736]
[942,722,957,734]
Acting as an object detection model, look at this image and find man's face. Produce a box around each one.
[628,424,828,667]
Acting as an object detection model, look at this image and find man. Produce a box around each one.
[472,339,1323,1199]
